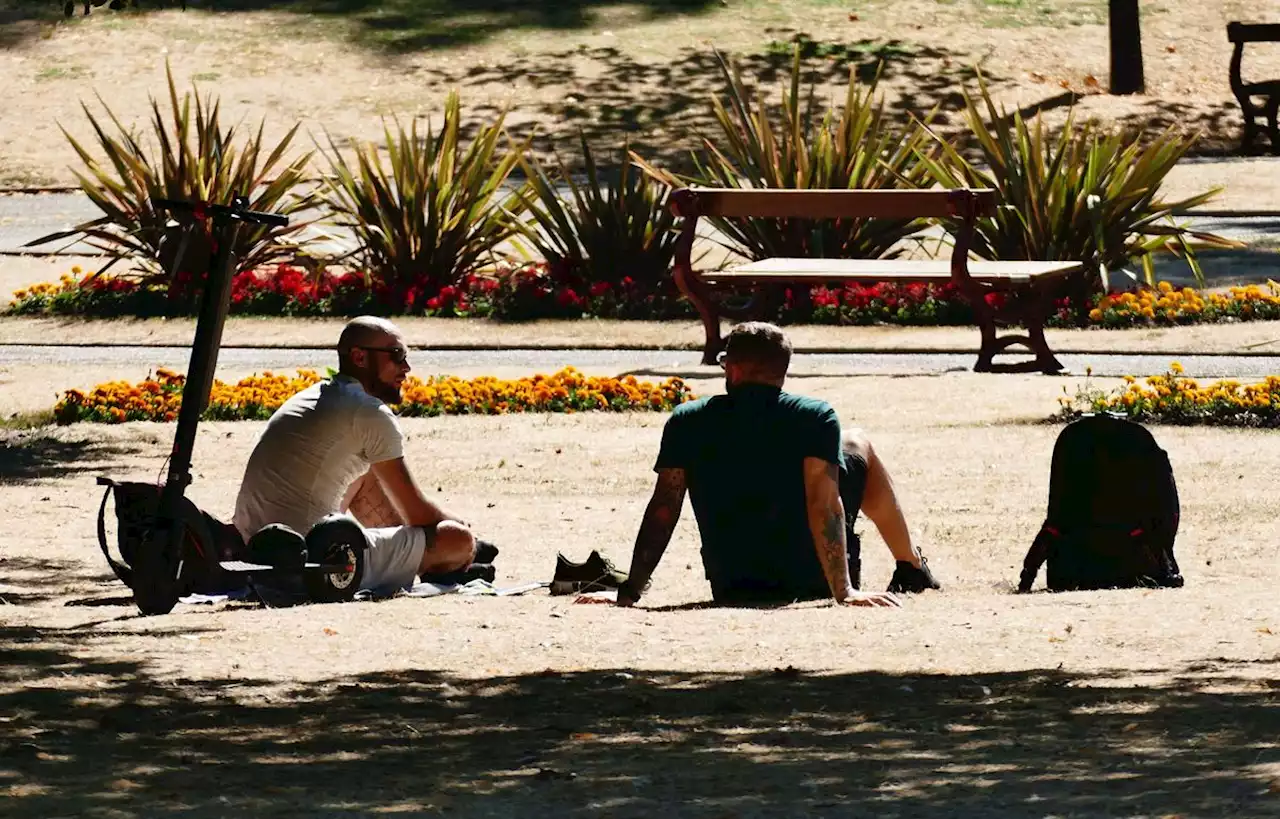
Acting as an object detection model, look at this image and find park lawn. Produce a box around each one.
[0,0,1276,197]
[0,370,1277,815]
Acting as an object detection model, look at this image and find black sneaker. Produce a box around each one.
[549,550,628,595]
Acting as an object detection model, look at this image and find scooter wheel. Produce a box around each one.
[303,526,365,604]
[131,528,183,616]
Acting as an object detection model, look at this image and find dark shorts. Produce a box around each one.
[711,450,869,605]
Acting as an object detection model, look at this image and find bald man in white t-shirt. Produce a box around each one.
[233,316,476,595]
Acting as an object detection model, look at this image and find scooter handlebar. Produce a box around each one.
[152,197,290,228]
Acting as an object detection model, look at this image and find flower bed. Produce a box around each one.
[1057,363,1280,428]
[1088,281,1280,326]
[53,367,696,425]
[9,266,1280,329]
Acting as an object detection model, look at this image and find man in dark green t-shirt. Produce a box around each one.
[608,322,939,608]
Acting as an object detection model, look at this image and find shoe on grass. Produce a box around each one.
[550,550,628,595]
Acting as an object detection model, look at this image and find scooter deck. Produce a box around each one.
[220,560,354,574]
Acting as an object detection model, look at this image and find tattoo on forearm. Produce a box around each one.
[810,463,851,599]
[818,503,851,597]
[627,469,686,593]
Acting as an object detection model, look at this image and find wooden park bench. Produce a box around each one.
[1227,22,1280,154]
[668,187,1083,374]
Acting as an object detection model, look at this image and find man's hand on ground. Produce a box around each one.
[574,590,634,607]
[887,557,942,594]
[838,591,902,608]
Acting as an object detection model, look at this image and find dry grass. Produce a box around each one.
[3,4,1280,812]
[1,370,1278,815]
[1,0,1278,205]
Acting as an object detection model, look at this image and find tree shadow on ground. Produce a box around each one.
[427,32,978,174]
[0,431,144,484]
[0,554,124,605]
[2,620,1277,817]
[0,0,720,51]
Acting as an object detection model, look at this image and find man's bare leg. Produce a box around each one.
[343,471,404,528]
[843,429,923,567]
[344,471,476,576]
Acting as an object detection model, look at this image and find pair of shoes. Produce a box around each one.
[549,550,628,595]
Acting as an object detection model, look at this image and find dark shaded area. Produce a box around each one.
[423,32,979,175]
[0,431,144,483]
[0,0,720,51]
[1,622,1278,817]
[0,555,116,605]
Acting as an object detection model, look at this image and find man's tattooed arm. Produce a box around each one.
[803,458,854,601]
[620,468,687,603]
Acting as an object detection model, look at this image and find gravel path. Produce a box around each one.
[4,345,1276,379]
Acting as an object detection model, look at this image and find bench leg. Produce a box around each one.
[972,289,1067,375]
[674,263,723,365]
[1267,96,1280,156]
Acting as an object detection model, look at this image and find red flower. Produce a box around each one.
[556,288,581,308]
[589,281,611,298]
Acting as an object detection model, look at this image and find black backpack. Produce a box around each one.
[1018,413,1183,592]
[95,477,244,607]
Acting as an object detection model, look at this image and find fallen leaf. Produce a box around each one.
[1122,722,1138,732]
[848,12,859,21]
[570,732,597,741]
[1166,44,1177,53]
[323,628,337,636]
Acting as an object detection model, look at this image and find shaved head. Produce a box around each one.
[336,316,411,404]
[337,316,401,364]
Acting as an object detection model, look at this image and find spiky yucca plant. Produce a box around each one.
[637,47,941,262]
[918,75,1239,292]
[514,134,680,290]
[28,63,314,287]
[317,92,526,312]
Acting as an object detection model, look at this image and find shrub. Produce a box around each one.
[635,47,940,264]
[316,92,527,313]
[919,75,1239,313]
[26,62,313,307]
[515,134,681,295]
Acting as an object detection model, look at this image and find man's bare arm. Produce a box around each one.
[802,457,901,607]
[802,457,855,600]
[369,457,465,527]
[618,468,687,604]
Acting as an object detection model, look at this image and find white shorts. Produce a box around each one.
[361,523,427,595]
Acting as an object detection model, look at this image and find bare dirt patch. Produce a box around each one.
[1,372,1278,814]
[1,0,1278,209]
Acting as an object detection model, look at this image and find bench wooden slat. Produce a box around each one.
[1228,22,1280,43]
[703,257,1082,284]
[681,188,999,220]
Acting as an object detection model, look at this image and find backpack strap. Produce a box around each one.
[95,477,133,587]
[1018,523,1053,593]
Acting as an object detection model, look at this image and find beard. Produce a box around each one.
[370,376,403,405]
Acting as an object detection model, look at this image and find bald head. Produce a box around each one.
[337,316,402,371]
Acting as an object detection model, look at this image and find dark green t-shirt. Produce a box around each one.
[654,383,843,601]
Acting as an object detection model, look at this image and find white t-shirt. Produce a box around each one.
[233,375,404,541]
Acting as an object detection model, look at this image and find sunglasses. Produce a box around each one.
[358,345,409,365]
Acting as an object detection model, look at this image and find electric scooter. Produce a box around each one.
[95,195,365,615]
